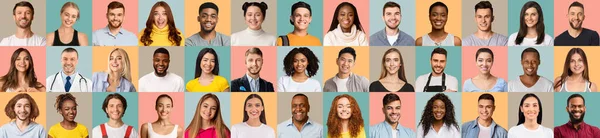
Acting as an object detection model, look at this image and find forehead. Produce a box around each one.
[108,98,123,104]
[525,7,538,13]
[478,99,494,105]
[201,8,217,14]
[62,51,78,57]
[154,53,169,58]
[431,6,447,13]
[431,53,446,59]
[569,6,583,12]
[15,6,32,11]
[523,96,538,103]
[292,96,308,103]
[475,8,492,14]
[384,7,400,12]
[294,7,311,14]
[154,6,166,12]
[16,98,30,104]
[568,97,584,104]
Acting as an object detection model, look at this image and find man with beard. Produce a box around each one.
[369,1,415,46]
[461,93,507,138]
[463,1,507,46]
[92,1,137,46]
[277,94,323,138]
[323,47,369,92]
[508,48,553,92]
[555,2,599,46]
[554,94,600,138]
[0,1,46,46]
[370,93,415,138]
[185,2,230,46]
[415,47,458,92]
[46,48,93,92]
[138,48,184,92]
[231,47,274,92]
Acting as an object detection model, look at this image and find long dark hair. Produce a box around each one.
[327,2,363,32]
[554,48,589,90]
[140,1,182,46]
[379,48,408,83]
[0,48,43,91]
[517,93,543,125]
[418,93,459,136]
[515,1,545,45]
[243,94,267,124]
[194,48,220,78]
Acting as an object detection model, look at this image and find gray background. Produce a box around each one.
[45,92,93,136]
[276,92,324,126]
[461,0,508,39]
[0,0,46,39]
[231,0,277,36]
[369,47,416,86]
[507,92,554,129]
[138,47,186,86]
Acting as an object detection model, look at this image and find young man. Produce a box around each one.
[92,1,137,46]
[463,1,508,46]
[415,47,458,92]
[138,48,185,92]
[555,1,599,46]
[554,94,600,138]
[323,47,370,92]
[508,48,553,92]
[461,93,508,138]
[185,2,230,46]
[370,93,416,138]
[92,93,138,138]
[46,48,93,92]
[369,1,415,46]
[277,94,323,138]
[231,47,274,92]
[0,1,45,46]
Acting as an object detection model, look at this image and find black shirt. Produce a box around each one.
[555,28,600,46]
[369,81,415,92]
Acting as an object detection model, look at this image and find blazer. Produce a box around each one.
[231,75,274,92]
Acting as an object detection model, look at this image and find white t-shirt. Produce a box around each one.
[277,76,322,92]
[0,34,46,46]
[508,76,553,92]
[508,124,553,138]
[333,76,349,92]
[392,128,398,138]
[231,122,275,138]
[92,123,138,138]
[478,122,492,138]
[417,123,460,138]
[387,33,399,45]
[507,33,554,46]
[138,72,185,92]
[415,73,458,92]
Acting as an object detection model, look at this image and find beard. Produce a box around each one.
[431,66,445,74]
[201,25,215,33]
[569,21,582,30]
[386,23,399,30]
[154,65,168,77]
[568,111,585,124]
[109,20,122,29]
[16,18,31,28]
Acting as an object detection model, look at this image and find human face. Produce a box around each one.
[153,6,168,29]
[245,98,263,120]
[476,52,493,74]
[567,97,585,123]
[291,96,309,122]
[432,99,446,121]
[337,53,355,75]
[429,6,448,30]
[520,97,539,121]
[337,5,355,31]
[199,8,218,32]
[153,53,170,77]
[478,99,495,121]
[15,51,31,73]
[521,52,539,76]
[336,97,352,120]
[430,53,446,75]
[15,98,31,121]
[293,53,308,74]
[200,98,217,121]
[475,8,493,31]
[383,7,401,30]
[61,7,78,28]
[61,51,78,75]
[384,52,401,76]
[200,53,215,75]
[109,51,124,73]
[106,98,124,120]
[60,100,77,122]
[384,100,401,124]
[13,6,33,29]
[568,6,584,30]
[292,7,312,31]
[524,7,539,28]
[246,53,263,76]
[156,97,172,120]
[107,8,124,29]
[245,6,264,30]
[569,53,584,75]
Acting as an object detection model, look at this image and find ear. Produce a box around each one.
[491,15,495,22]
[197,16,201,22]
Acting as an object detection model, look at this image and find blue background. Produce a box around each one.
[184,92,231,128]
[138,0,185,35]
[45,47,93,81]
[554,93,600,127]
[415,47,463,92]
[323,92,370,137]
[368,0,416,39]
[507,47,554,84]
[92,92,139,129]
[276,0,324,43]
[184,46,231,92]
[508,0,554,37]
[46,0,93,44]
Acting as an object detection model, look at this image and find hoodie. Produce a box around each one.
[0,121,46,138]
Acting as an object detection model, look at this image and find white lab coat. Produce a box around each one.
[46,72,93,92]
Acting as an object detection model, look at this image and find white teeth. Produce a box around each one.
[527,69,533,72]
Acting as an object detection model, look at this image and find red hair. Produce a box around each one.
[326,94,364,138]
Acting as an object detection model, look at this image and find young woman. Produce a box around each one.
[139,1,184,46]
[369,48,414,92]
[92,93,138,138]
[326,94,365,138]
[0,48,45,92]
[323,2,368,46]
[507,93,553,138]
[231,94,275,138]
[231,2,276,46]
[276,1,321,46]
[417,93,460,138]
[463,48,507,92]
[185,93,230,138]
[554,48,597,92]
[277,47,321,92]
[46,2,88,46]
[507,1,553,46]
[48,93,89,138]
[186,48,229,92]
[416,2,461,46]
[0,93,45,138]
[141,94,183,138]
[91,48,136,92]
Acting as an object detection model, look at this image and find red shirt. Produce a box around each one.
[554,122,600,138]
[185,127,231,138]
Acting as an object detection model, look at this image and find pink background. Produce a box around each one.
[0,47,46,87]
[461,46,508,85]
[92,0,139,35]
[230,46,278,91]
[553,0,600,37]
[369,93,416,131]
[322,0,370,37]
[137,92,185,132]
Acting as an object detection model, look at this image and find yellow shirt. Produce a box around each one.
[186,75,229,92]
[276,33,322,46]
[48,123,89,138]
[327,127,366,138]
[138,25,184,46]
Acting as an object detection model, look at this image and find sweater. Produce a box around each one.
[138,25,184,46]
[323,24,368,46]
[231,28,276,46]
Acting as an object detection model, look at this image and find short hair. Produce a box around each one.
[195,48,220,78]
[338,47,356,60]
[431,47,447,58]
[475,48,494,61]
[429,2,448,14]
[102,93,128,118]
[5,93,39,121]
[245,47,263,57]
[199,2,219,15]
[520,47,540,61]
[382,93,401,106]
[478,93,495,104]
[292,93,309,100]
[290,1,312,25]
[568,1,584,11]
[61,47,79,58]
[13,1,34,16]
[283,47,320,77]
[242,2,268,18]
[153,47,170,57]
[474,1,493,15]
[107,1,125,13]
[567,94,585,106]
[61,2,80,20]
[382,1,401,16]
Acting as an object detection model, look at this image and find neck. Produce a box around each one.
[155,118,171,126]
[433,119,444,127]
[522,74,540,81]
[526,28,537,37]
[201,119,213,129]
[341,27,351,33]
[572,121,582,129]
[477,73,492,80]
[430,28,446,36]
[385,27,399,36]
[292,29,308,36]
[15,27,33,39]
[61,120,77,127]
[341,119,349,130]
[475,29,494,39]
[568,27,583,37]
[337,72,350,79]
[200,73,214,79]
[108,26,121,36]
[383,73,401,82]
[569,74,584,81]
[199,30,217,41]
[387,121,398,130]
[17,72,27,86]
[64,71,75,76]
[247,72,259,79]
[477,117,492,127]
[107,118,124,128]
[15,119,30,128]
[246,118,262,127]
[108,72,121,81]
[293,117,309,130]
[59,26,74,33]
[523,120,539,130]
[431,71,443,77]
[293,72,307,78]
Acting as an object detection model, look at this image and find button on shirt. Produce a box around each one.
[246,74,259,92]
[370,121,416,138]
[277,118,323,138]
[92,26,138,46]
[417,123,460,138]
[554,121,600,138]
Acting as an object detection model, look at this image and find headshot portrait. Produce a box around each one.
[91,93,139,138]
[46,1,92,46]
[91,0,138,46]
[553,93,600,138]
[230,93,277,138]
[507,92,553,138]
[138,47,185,92]
[415,0,462,46]
[91,47,139,92]
[461,0,509,46]
[369,47,414,92]
[0,47,46,92]
[507,47,553,92]
[369,93,416,138]
[138,93,184,138]
[230,0,277,46]
[554,1,600,46]
[46,93,92,138]
[276,0,323,46]
[184,93,231,138]
[507,0,554,46]
[460,92,509,138]
[277,47,323,92]
[230,47,276,92]
[185,47,230,92]
[46,47,93,92]
[185,1,231,46]
[0,93,47,138]
[0,1,46,46]
[462,47,508,92]
[323,1,369,46]
[415,47,460,92]
[323,93,369,138]
[415,92,462,138]
[276,93,324,138]
[323,47,370,92]
[369,0,416,46]
[138,1,184,46]
[553,47,598,92]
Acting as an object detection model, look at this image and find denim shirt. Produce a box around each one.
[92,72,136,92]
[277,118,323,138]
[461,118,507,138]
[370,121,416,138]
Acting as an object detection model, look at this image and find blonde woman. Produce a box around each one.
[92,48,136,92]
[46,2,88,46]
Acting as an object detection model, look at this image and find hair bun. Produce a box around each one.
[242,2,249,10]
[260,2,268,10]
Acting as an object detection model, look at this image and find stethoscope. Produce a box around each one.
[49,72,88,92]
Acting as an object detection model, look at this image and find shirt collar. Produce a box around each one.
[285,118,313,127]
[103,26,124,36]
[61,70,77,82]
[471,117,497,129]
[246,74,260,82]
[100,72,123,87]
[567,121,587,130]
[384,121,405,131]
[198,126,215,133]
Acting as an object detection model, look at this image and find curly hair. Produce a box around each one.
[327,94,364,138]
[140,1,182,46]
[418,93,459,136]
[54,93,78,112]
[5,93,39,121]
[283,47,319,77]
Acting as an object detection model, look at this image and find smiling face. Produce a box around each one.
[109,51,124,73]
[245,6,264,30]
[524,7,539,28]
[60,100,77,122]
[155,97,172,120]
[337,5,355,31]
[383,7,401,30]
[432,99,446,121]
[520,97,539,121]
[569,53,584,75]
[337,53,355,75]
[429,6,448,30]
[200,97,217,121]
[384,100,401,124]
[245,97,264,120]
[13,6,33,29]
[291,96,309,122]
[106,98,124,120]
[478,99,495,121]
[153,6,168,29]
[384,52,401,76]
[430,53,446,75]
[292,7,312,31]
[475,8,493,31]
[15,98,31,121]
[15,51,31,73]
[61,7,78,28]
[199,8,218,32]
[568,6,584,30]
[61,51,78,75]
[521,52,539,76]
[200,53,216,75]
[293,53,308,74]
[153,53,170,77]
[107,8,124,29]
[567,97,585,123]
[246,53,263,76]
[476,52,493,75]
[336,97,352,120]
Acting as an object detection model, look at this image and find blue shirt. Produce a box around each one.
[463,78,507,92]
[369,29,415,46]
[461,118,507,138]
[91,72,136,92]
[92,26,138,46]
[370,121,416,138]
[277,118,323,138]
[61,70,76,86]
[0,121,46,138]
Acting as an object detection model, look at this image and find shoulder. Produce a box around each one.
[76,123,89,132]
[507,125,521,133]
[278,76,291,81]
[497,77,508,85]
[554,77,562,84]
[540,125,553,133]
[508,32,518,40]
[543,34,553,40]
[92,124,102,132]
[139,72,154,81]
[214,75,227,82]
[186,78,199,86]
[46,32,55,40]
[538,76,553,84]
[307,78,321,85]
[141,123,148,130]
[92,72,107,80]
[462,120,476,128]
[78,31,88,38]
[324,31,336,38]
[446,74,458,81]
[370,81,382,87]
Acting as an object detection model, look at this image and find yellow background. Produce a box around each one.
[92,47,140,91]
[184,0,232,38]
[0,93,47,129]
[553,47,600,87]
[415,0,462,40]
[461,92,508,129]
[323,47,370,85]
[230,93,278,134]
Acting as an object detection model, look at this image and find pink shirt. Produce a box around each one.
[185,127,231,138]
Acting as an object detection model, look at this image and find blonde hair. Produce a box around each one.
[106,48,132,81]
[60,2,80,20]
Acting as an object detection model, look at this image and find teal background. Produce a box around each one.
[415,93,462,127]
[45,47,93,81]
[46,0,93,44]
[323,92,370,137]
[554,93,600,127]
[507,47,554,83]
[92,92,139,129]
[276,47,324,85]
[138,0,185,35]
[184,93,231,128]
[184,46,231,91]
[508,0,554,37]
[276,0,324,43]
[368,0,416,39]
[415,47,462,92]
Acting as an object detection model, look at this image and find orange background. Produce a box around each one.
[92,47,139,90]
[553,47,600,86]
[461,46,508,85]
[184,0,232,38]
[230,93,278,134]
[0,93,47,129]
[415,0,462,40]
[461,92,508,130]
[323,46,370,85]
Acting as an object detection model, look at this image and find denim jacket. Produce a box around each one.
[461,118,507,138]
